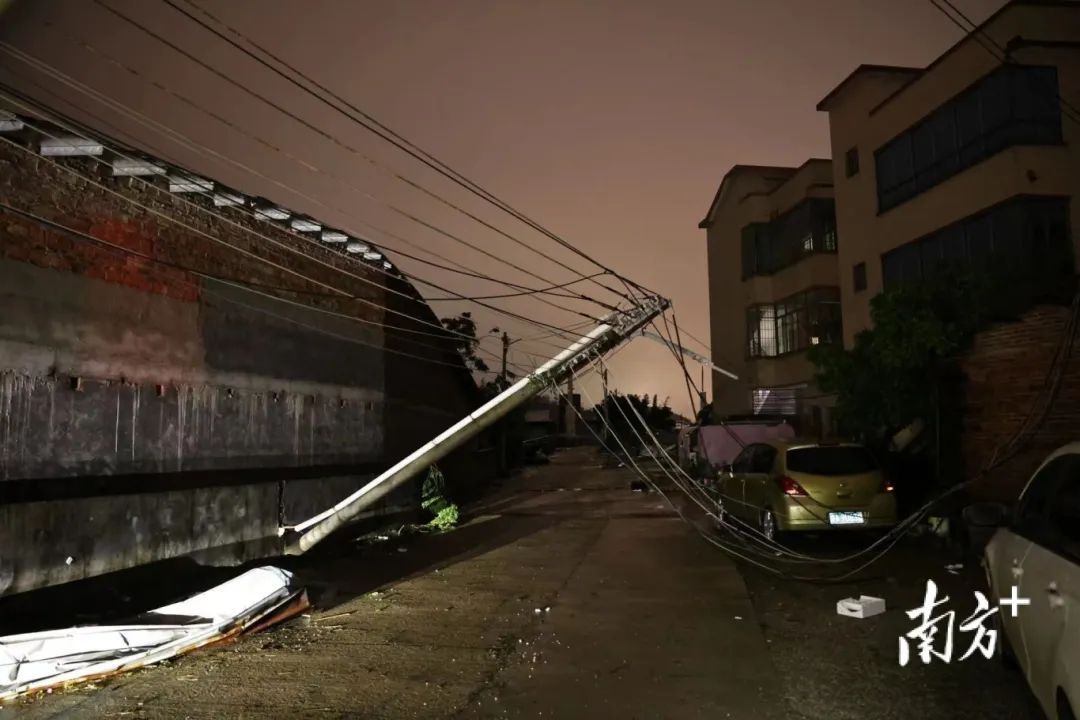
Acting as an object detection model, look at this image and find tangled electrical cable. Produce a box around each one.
[560,295,1079,582]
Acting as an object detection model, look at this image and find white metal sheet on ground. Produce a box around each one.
[0,566,296,701]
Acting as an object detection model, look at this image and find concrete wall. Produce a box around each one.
[0,135,482,595]
[822,2,1080,345]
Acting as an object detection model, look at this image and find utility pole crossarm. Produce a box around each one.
[283,296,670,554]
[640,330,739,381]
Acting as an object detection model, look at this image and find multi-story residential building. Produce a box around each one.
[702,0,1078,435]
[818,0,1079,344]
[700,159,841,435]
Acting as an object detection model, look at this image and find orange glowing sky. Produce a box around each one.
[0,0,1004,416]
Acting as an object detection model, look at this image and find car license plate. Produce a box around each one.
[828,511,866,526]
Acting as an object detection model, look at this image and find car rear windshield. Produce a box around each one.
[786,446,879,476]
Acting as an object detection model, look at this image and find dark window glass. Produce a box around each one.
[1015,455,1070,540]
[808,289,842,346]
[747,288,842,357]
[955,90,983,165]
[786,446,879,476]
[965,214,994,269]
[875,64,1063,212]
[980,69,1013,153]
[1012,66,1064,144]
[938,223,967,270]
[751,445,778,474]
[746,304,777,358]
[1045,455,1080,561]
[741,224,760,279]
[912,121,936,190]
[929,107,959,179]
[743,200,838,278]
[732,446,755,473]
[845,147,860,178]
[853,262,867,292]
[881,243,921,290]
[880,196,1073,301]
[921,232,944,277]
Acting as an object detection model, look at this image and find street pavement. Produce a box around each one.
[4,447,1044,719]
[6,448,785,720]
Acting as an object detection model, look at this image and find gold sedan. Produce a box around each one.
[716,440,898,541]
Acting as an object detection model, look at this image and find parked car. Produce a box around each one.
[716,440,897,540]
[979,442,1080,720]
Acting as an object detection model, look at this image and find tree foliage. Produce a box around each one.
[807,270,990,447]
[440,311,493,374]
[599,392,676,454]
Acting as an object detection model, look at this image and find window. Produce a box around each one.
[807,287,842,345]
[881,242,921,289]
[786,446,879,476]
[746,304,777,358]
[845,147,859,178]
[740,199,838,279]
[746,288,842,357]
[1015,455,1071,542]
[751,386,801,415]
[751,445,778,474]
[874,64,1064,212]
[741,223,769,279]
[880,195,1073,295]
[853,262,867,293]
[775,295,804,354]
[1045,455,1080,562]
[731,446,755,473]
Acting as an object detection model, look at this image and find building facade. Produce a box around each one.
[818,0,1080,344]
[700,160,841,435]
[703,0,1079,438]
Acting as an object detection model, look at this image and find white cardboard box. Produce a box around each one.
[837,595,886,619]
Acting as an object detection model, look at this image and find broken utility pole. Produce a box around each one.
[282,296,670,555]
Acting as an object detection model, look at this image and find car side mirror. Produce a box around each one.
[964,502,1009,528]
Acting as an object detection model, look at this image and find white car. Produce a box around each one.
[980,442,1080,720]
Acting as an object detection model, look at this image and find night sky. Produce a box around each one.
[0,0,1004,416]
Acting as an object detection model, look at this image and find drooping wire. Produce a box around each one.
[925,0,1080,127]
[0,129,592,380]
[80,0,633,313]
[161,0,654,302]
[0,94,596,354]
[0,199,519,373]
[0,42,614,323]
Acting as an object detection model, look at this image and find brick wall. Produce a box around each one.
[0,128,486,594]
[959,305,1080,502]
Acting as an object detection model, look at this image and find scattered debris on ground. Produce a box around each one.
[0,567,308,703]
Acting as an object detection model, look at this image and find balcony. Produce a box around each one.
[741,198,837,280]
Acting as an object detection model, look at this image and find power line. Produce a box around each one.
[162,0,654,302]
[81,0,631,315]
[0,93,594,354]
[4,65,601,309]
[926,0,1080,127]
[425,273,608,302]
[0,198,557,372]
[0,41,614,323]
[0,199,523,373]
[0,123,583,369]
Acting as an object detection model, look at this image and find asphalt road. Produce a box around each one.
[4,447,1044,719]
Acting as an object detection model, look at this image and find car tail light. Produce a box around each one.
[880,478,895,493]
[778,475,808,497]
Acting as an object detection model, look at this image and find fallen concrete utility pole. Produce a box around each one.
[640,330,739,381]
[283,295,670,554]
